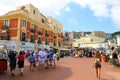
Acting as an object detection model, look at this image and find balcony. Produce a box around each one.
[54,36,56,39]
[1,33,10,40]
[45,34,49,37]
[30,29,34,33]
[21,38,26,42]
[58,43,61,46]
[45,42,49,45]
[38,40,42,44]
[61,35,63,38]
[30,39,35,43]
[38,31,42,35]
[2,25,8,30]
[54,43,56,46]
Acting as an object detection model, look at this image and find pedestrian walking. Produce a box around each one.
[44,49,49,69]
[38,48,46,71]
[17,51,25,76]
[8,50,17,76]
[118,53,120,63]
[111,47,118,65]
[53,52,57,68]
[29,51,36,71]
[49,49,54,66]
[56,50,60,61]
[93,50,102,80]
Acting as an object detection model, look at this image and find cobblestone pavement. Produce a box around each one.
[0,57,120,80]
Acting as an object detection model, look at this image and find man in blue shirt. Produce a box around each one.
[8,50,17,76]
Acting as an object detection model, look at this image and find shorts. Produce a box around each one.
[17,60,24,68]
[38,59,45,64]
[95,63,101,68]
[10,61,16,71]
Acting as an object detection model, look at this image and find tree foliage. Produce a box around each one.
[112,31,120,37]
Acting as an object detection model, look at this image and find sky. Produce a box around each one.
[0,0,120,33]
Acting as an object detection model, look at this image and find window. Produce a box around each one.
[30,35,34,42]
[45,38,49,45]
[78,43,80,47]
[22,32,26,41]
[38,37,42,44]
[54,40,56,46]
[57,28,58,31]
[54,33,56,37]
[46,30,49,37]
[54,26,55,30]
[21,6,27,10]
[33,10,35,14]
[42,19,44,23]
[22,20,26,27]
[4,20,9,26]
[30,24,35,29]
[58,41,61,46]
[91,39,93,42]
[30,24,35,33]
[46,30,48,34]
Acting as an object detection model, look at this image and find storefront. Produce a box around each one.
[19,42,35,52]
[0,45,8,72]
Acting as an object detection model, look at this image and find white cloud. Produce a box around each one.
[73,0,120,29]
[0,0,71,16]
[65,6,71,12]
[68,19,78,26]
[110,5,120,29]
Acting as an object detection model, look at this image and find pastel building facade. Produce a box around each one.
[0,4,63,51]
[72,36,105,48]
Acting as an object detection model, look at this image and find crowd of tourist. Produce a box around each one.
[3,46,120,79]
[7,48,61,76]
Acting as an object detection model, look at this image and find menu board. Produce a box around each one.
[0,59,7,72]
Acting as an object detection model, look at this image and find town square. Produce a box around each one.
[0,0,120,80]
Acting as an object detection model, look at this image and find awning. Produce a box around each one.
[1,30,7,33]
[59,48,70,51]
[50,46,59,49]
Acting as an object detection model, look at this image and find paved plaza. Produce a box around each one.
[0,57,120,80]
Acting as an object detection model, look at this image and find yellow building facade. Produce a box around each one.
[90,31,105,38]
[73,36,105,48]
[0,4,63,51]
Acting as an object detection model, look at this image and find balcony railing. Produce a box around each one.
[2,25,8,30]
[30,39,35,43]
[1,33,10,40]
[54,43,56,46]
[45,42,49,45]
[30,29,34,33]
[38,31,42,35]
[38,40,42,44]
[54,36,56,39]
[45,34,49,37]
[58,43,61,46]
[21,38,26,41]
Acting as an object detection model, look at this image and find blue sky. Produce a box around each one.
[54,2,118,33]
[0,0,120,33]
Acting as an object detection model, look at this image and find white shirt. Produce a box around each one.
[38,50,45,60]
[53,54,56,61]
